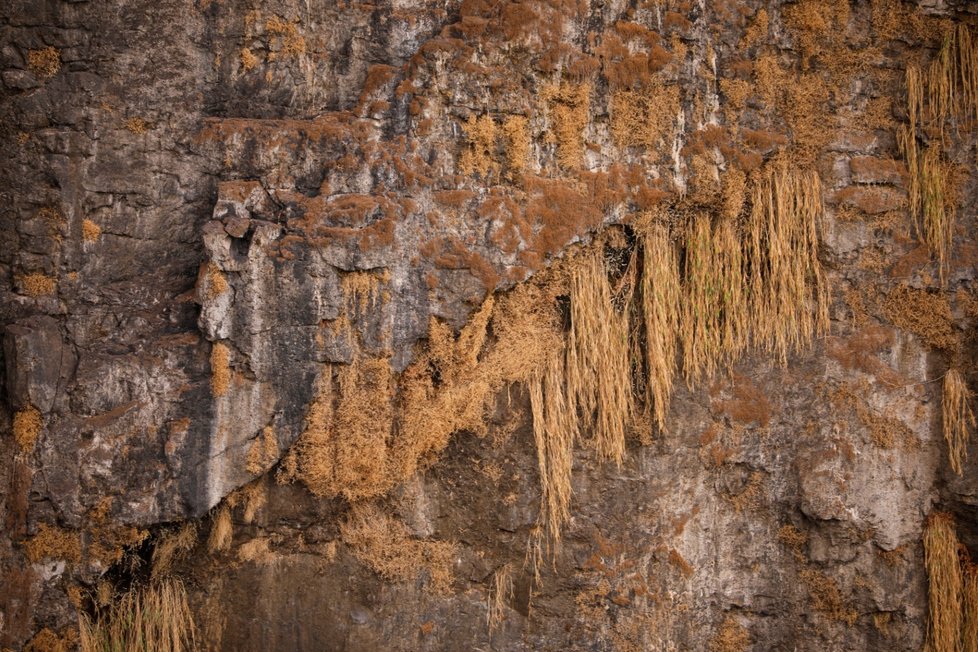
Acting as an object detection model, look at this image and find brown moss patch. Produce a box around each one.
[24,524,81,563]
[800,568,858,625]
[13,405,42,452]
[27,47,60,79]
[240,47,259,70]
[715,374,772,428]
[882,285,957,351]
[458,114,499,179]
[709,616,749,652]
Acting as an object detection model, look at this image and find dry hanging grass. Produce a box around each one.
[487,563,514,633]
[638,222,680,430]
[529,345,577,549]
[943,369,976,475]
[79,580,197,652]
[567,249,633,464]
[924,512,964,652]
[964,564,978,652]
[899,25,978,282]
[747,165,828,365]
[681,214,723,385]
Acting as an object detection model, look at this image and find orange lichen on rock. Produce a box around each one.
[81,219,101,243]
[458,114,499,179]
[18,272,57,297]
[24,524,81,563]
[13,405,42,452]
[210,342,231,397]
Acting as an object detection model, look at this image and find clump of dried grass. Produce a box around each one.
[79,580,197,652]
[245,426,279,475]
[340,503,456,594]
[943,369,976,475]
[207,505,233,554]
[81,219,101,243]
[151,523,197,581]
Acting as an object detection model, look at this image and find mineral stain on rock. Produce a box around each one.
[2,0,978,650]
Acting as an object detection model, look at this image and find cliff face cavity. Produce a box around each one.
[2,0,978,650]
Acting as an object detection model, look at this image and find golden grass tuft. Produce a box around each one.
[609,79,680,151]
[502,115,530,177]
[27,46,60,79]
[207,505,233,554]
[79,580,197,652]
[943,369,976,476]
[459,114,499,179]
[567,248,632,463]
[24,524,81,563]
[13,405,42,453]
[340,503,456,594]
[245,426,279,475]
[340,269,388,313]
[295,357,393,500]
[925,512,963,652]
[151,523,197,581]
[240,47,259,71]
[543,83,591,169]
[19,272,57,297]
[81,219,101,243]
[637,222,680,430]
[210,342,231,397]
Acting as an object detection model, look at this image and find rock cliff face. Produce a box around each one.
[2,0,978,650]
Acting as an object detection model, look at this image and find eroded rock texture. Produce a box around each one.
[2,0,978,650]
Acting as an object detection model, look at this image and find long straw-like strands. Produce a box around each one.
[944,369,977,475]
